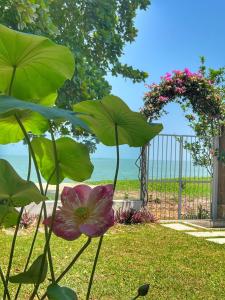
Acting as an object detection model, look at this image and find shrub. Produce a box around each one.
[20,210,37,229]
[115,207,158,225]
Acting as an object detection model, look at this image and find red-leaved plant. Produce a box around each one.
[115,208,158,225]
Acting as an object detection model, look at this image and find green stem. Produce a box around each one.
[113,124,120,192]
[14,204,44,300]
[15,115,44,194]
[85,236,103,300]
[42,201,55,282]
[131,295,139,300]
[27,147,32,181]
[44,167,56,196]
[3,207,24,300]
[8,66,16,96]
[40,238,92,300]
[30,122,60,299]
[15,164,55,300]
[15,116,56,296]
[86,124,120,300]
[0,267,10,300]
[2,65,18,300]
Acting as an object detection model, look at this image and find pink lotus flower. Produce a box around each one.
[43,184,114,240]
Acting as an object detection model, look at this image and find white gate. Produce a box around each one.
[146,134,213,220]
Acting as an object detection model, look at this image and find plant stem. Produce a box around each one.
[85,236,103,300]
[44,168,56,196]
[86,124,120,300]
[113,124,120,192]
[131,295,139,300]
[40,238,92,300]
[6,144,31,299]
[8,66,16,96]
[15,166,55,300]
[0,267,10,300]
[14,116,56,296]
[14,204,44,299]
[15,115,44,194]
[27,147,32,181]
[30,122,60,299]
[3,207,24,300]
[2,65,18,300]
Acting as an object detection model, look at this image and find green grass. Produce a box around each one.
[1,224,225,299]
[88,177,212,198]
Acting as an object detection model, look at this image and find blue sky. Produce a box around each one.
[3,0,225,158]
[94,0,225,158]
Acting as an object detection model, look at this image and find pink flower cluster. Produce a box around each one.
[143,68,222,120]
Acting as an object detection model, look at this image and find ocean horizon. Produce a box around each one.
[0,154,210,182]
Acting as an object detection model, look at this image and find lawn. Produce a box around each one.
[88,178,212,199]
[1,224,225,299]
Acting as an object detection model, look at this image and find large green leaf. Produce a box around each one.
[47,284,78,300]
[0,205,19,228]
[0,96,89,131]
[31,137,93,184]
[0,159,46,206]
[73,95,163,146]
[0,24,74,100]
[9,254,48,284]
[0,111,48,144]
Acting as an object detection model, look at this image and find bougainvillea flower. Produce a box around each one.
[43,184,114,240]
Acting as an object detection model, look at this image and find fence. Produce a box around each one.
[146,134,213,220]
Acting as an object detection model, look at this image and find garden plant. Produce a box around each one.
[0,25,162,299]
[142,60,225,175]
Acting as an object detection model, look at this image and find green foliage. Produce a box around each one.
[0,24,74,100]
[74,95,163,146]
[31,137,94,184]
[0,1,151,148]
[143,59,225,173]
[2,226,225,299]
[0,205,19,228]
[0,159,46,207]
[0,96,89,141]
[0,111,48,144]
[0,23,163,299]
[9,254,48,284]
[0,0,151,102]
[47,284,78,300]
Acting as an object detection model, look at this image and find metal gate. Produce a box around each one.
[147,134,212,220]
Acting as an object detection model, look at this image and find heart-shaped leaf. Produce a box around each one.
[0,159,46,206]
[0,205,19,228]
[0,111,48,144]
[73,95,163,146]
[0,24,74,100]
[31,137,94,184]
[0,96,89,132]
[47,284,78,300]
[9,254,48,284]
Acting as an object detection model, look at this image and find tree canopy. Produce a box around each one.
[0,0,150,106]
[0,0,150,150]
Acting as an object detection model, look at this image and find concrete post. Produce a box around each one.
[217,127,225,219]
[212,137,219,221]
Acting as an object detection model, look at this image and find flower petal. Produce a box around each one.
[89,184,113,206]
[80,209,114,237]
[43,212,81,241]
[61,185,92,208]
[73,184,92,204]
[61,186,73,203]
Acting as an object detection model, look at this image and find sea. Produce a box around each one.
[0,154,210,182]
